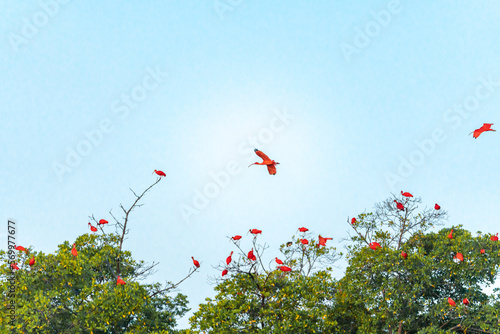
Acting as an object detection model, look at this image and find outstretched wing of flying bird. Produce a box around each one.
[267,164,277,175]
[255,149,271,162]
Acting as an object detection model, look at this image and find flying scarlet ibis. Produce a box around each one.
[470,123,495,139]
[491,233,499,241]
[153,170,166,177]
[369,242,381,250]
[351,218,357,225]
[248,248,256,261]
[117,276,126,285]
[88,223,97,232]
[298,227,309,232]
[394,200,404,211]
[11,263,19,270]
[300,239,309,245]
[98,219,108,225]
[275,257,284,265]
[232,235,242,241]
[447,229,454,239]
[401,251,408,259]
[29,256,35,267]
[71,244,78,257]
[463,298,469,305]
[480,249,485,254]
[448,297,456,307]
[401,191,413,197]
[279,266,292,272]
[191,257,200,268]
[15,245,26,252]
[222,269,228,277]
[454,253,464,262]
[318,235,333,247]
[248,149,280,175]
[249,229,262,235]
[226,251,233,265]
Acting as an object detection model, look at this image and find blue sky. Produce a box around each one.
[1,0,500,328]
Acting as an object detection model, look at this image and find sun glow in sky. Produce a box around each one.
[2,1,500,328]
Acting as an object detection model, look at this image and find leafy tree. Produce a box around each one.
[1,178,196,333]
[334,194,500,333]
[189,230,339,333]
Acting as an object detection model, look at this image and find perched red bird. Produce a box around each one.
[88,223,97,232]
[247,249,256,261]
[447,229,454,239]
[401,191,413,197]
[71,244,78,257]
[29,256,35,267]
[369,242,381,250]
[153,170,166,177]
[191,257,200,268]
[448,297,456,307]
[249,229,262,235]
[11,263,20,270]
[300,239,309,245]
[401,251,408,259]
[463,298,469,305]
[279,266,292,272]
[491,233,499,241]
[98,219,108,225]
[318,235,333,247]
[15,245,26,252]
[394,200,404,211]
[480,249,485,254]
[232,235,242,241]
[351,217,357,225]
[117,276,126,285]
[275,257,284,265]
[248,149,280,175]
[434,204,441,210]
[226,251,233,265]
[470,123,495,139]
[454,253,464,262]
[298,227,309,232]
[222,269,228,277]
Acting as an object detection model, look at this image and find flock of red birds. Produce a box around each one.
[351,190,500,308]
[10,130,496,300]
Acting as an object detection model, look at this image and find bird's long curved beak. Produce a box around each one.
[248,163,255,167]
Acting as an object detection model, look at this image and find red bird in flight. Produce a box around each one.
[470,123,495,139]
[248,149,280,175]
[71,244,78,257]
[394,200,404,211]
[318,235,332,247]
[401,191,413,197]
[88,223,97,232]
[191,257,200,268]
[275,257,284,265]
[153,170,166,177]
[298,227,309,232]
[226,251,233,265]
[249,229,262,235]
[117,276,126,285]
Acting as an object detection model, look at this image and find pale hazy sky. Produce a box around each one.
[2,0,500,328]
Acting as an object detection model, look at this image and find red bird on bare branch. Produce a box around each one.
[249,229,262,235]
[88,223,97,232]
[191,257,200,268]
[153,170,166,177]
[401,191,413,197]
[470,123,495,139]
[248,149,280,175]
